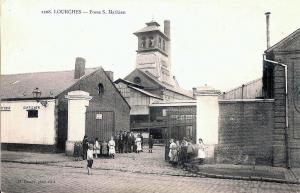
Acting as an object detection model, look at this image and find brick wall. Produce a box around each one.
[216,100,274,165]
[272,63,287,167]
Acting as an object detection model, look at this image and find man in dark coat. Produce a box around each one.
[129,132,135,153]
[114,132,119,153]
[140,133,144,152]
[148,135,154,153]
[118,131,123,153]
[82,135,89,160]
[123,131,129,153]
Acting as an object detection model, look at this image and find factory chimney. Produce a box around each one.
[265,12,271,49]
[164,20,170,39]
[74,57,86,79]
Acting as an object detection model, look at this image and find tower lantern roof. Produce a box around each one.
[145,21,160,27]
[133,20,169,40]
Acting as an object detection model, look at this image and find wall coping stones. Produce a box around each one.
[219,99,275,103]
[194,84,221,96]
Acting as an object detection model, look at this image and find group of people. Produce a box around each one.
[168,138,206,166]
[82,136,116,159]
[81,133,155,175]
[114,131,146,154]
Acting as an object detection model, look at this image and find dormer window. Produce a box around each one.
[134,77,141,84]
[98,83,104,95]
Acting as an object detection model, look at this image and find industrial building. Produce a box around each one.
[115,20,197,142]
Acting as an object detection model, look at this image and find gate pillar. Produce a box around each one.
[194,85,220,161]
[65,90,92,156]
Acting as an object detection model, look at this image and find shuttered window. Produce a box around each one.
[28,110,38,118]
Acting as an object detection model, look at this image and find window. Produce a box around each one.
[141,37,146,48]
[149,36,154,47]
[28,110,38,118]
[162,109,167,116]
[163,40,165,51]
[186,126,193,139]
[134,77,141,84]
[158,38,162,48]
[98,83,104,95]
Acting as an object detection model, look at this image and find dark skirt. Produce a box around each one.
[87,160,93,168]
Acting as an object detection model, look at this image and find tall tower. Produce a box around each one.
[134,20,172,84]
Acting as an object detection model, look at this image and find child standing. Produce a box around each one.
[87,144,94,175]
[108,136,116,159]
[197,138,206,165]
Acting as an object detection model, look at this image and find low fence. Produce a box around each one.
[220,78,263,100]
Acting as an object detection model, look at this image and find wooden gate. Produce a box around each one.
[57,110,68,152]
[85,111,115,141]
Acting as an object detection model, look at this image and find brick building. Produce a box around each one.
[217,28,300,167]
[1,57,130,152]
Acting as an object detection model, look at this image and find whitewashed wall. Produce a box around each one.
[1,100,56,145]
[196,95,219,144]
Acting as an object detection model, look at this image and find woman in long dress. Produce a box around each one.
[197,138,206,164]
[169,139,177,165]
[93,138,100,158]
[135,134,142,153]
[108,136,116,159]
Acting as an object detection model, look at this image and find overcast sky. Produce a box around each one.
[2,0,300,92]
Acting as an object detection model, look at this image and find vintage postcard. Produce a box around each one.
[1,0,300,192]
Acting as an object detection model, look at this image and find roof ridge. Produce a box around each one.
[128,85,163,100]
[1,67,100,76]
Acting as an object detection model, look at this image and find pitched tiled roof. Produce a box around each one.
[0,68,98,99]
[265,28,300,53]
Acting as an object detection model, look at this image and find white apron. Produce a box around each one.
[197,143,206,159]
[108,140,115,155]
